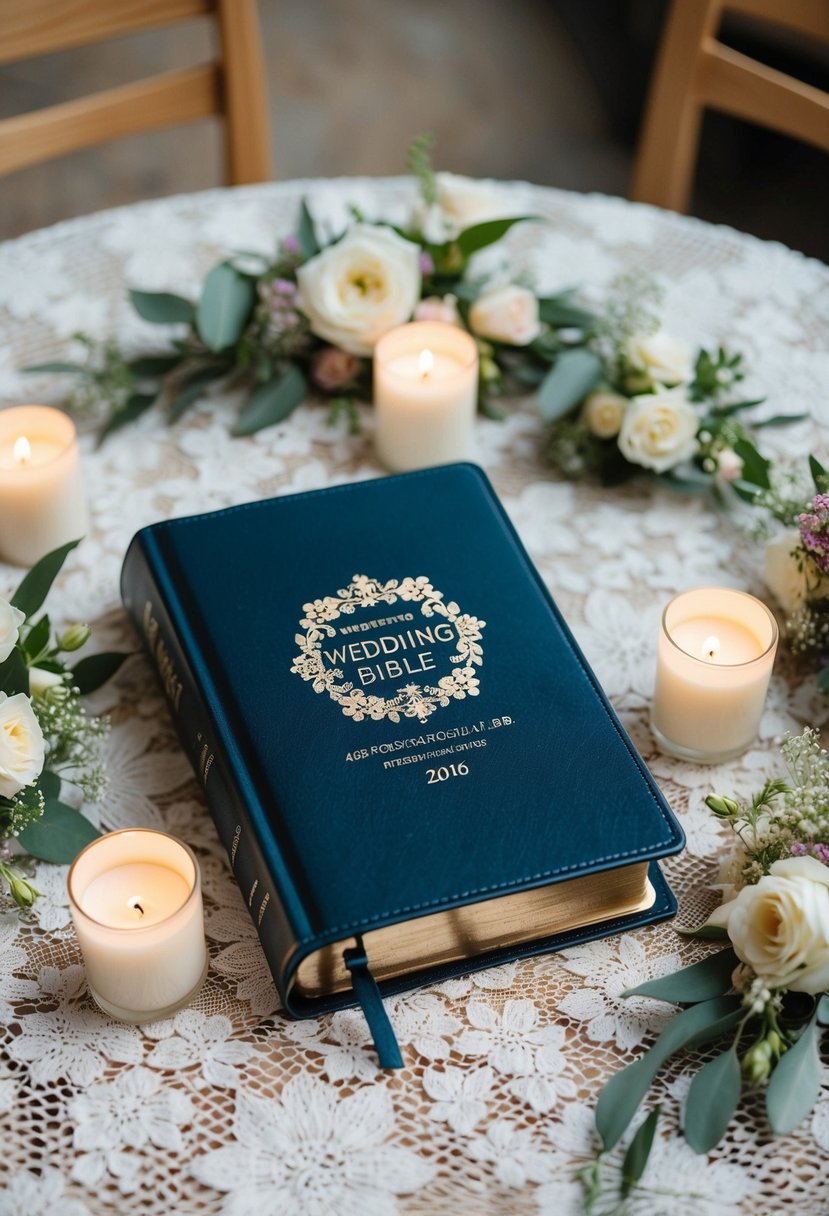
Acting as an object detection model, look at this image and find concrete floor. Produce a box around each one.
[0,1,825,259]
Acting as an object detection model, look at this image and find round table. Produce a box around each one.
[0,178,827,1216]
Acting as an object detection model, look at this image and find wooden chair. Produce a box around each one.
[0,0,272,183]
[631,0,829,212]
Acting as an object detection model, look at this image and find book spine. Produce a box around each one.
[120,533,295,1006]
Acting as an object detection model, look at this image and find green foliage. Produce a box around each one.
[689,346,745,402]
[71,652,132,695]
[327,396,362,435]
[0,648,29,697]
[407,132,437,205]
[685,1048,742,1153]
[168,365,229,422]
[455,216,538,258]
[537,293,595,330]
[297,199,321,259]
[538,349,602,422]
[17,797,100,864]
[11,539,81,618]
[620,1107,660,1197]
[623,948,737,1004]
[766,1013,822,1134]
[129,289,195,325]
[0,861,39,908]
[196,262,256,352]
[97,392,158,445]
[810,454,829,493]
[233,366,309,436]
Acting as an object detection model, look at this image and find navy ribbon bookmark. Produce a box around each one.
[343,940,403,1069]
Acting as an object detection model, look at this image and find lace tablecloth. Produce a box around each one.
[1,178,827,1216]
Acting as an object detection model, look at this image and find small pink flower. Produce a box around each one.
[414,295,460,326]
[283,234,301,255]
[311,346,362,391]
[419,251,435,276]
[799,494,829,575]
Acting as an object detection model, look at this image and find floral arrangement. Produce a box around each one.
[734,448,829,694]
[586,729,829,1207]
[0,541,127,907]
[26,137,796,490]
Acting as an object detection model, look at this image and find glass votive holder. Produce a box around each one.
[651,587,778,764]
[67,829,208,1023]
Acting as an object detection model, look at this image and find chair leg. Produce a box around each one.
[215,0,273,184]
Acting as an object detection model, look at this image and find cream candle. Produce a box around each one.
[374,321,478,471]
[651,587,778,764]
[0,405,88,566]
[67,829,208,1023]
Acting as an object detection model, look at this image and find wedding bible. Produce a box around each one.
[121,464,684,1065]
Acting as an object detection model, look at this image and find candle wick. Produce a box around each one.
[128,896,145,916]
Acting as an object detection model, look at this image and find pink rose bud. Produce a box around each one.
[283,234,301,254]
[413,294,460,326]
[419,251,435,276]
[311,346,361,391]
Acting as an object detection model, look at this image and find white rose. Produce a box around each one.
[29,667,65,696]
[582,390,627,439]
[296,225,421,356]
[0,691,45,799]
[414,294,461,326]
[617,389,699,473]
[469,285,540,346]
[716,447,743,481]
[0,597,24,664]
[624,329,693,387]
[706,856,829,994]
[412,172,510,242]
[764,530,829,614]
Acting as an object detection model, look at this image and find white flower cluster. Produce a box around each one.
[0,598,44,803]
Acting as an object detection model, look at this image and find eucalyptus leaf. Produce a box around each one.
[733,438,771,490]
[817,994,829,1025]
[674,922,730,940]
[23,361,85,374]
[754,413,809,428]
[17,798,100,863]
[298,199,321,258]
[538,348,602,422]
[128,355,182,378]
[685,1048,741,1153]
[129,289,195,325]
[97,393,157,447]
[538,296,595,329]
[0,649,29,697]
[656,469,712,495]
[195,262,256,353]
[456,215,537,257]
[621,1107,660,1197]
[168,366,228,423]
[233,366,308,436]
[11,539,81,618]
[710,398,765,417]
[37,769,61,800]
[767,1014,822,1135]
[596,996,742,1150]
[809,454,829,492]
[730,478,764,504]
[71,651,132,694]
[624,948,737,1004]
[22,613,50,660]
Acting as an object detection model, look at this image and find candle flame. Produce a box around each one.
[418,348,434,379]
[702,635,720,662]
[13,436,31,465]
[127,896,145,917]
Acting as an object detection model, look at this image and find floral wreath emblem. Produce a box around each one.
[290,575,485,724]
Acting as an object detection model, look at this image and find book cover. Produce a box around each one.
[121,463,684,1059]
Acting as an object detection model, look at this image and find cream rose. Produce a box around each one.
[706,856,829,993]
[0,597,24,664]
[582,390,627,439]
[469,285,540,346]
[0,691,45,799]
[412,172,510,242]
[296,225,421,356]
[764,530,829,614]
[617,389,699,473]
[624,329,693,387]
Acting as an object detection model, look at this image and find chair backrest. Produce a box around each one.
[0,0,272,184]
[631,0,829,212]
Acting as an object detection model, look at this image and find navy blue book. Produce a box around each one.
[121,464,684,1066]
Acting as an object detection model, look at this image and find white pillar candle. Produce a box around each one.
[651,587,778,764]
[67,829,208,1023]
[374,321,478,472]
[0,404,88,566]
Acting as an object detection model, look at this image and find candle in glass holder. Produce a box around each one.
[374,321,478,471]
[651,587,778,764]
[0,405,88,566]
[68,829,208,1023]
